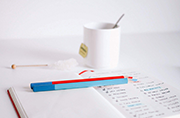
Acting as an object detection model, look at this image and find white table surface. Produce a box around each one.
[1,32,180,117]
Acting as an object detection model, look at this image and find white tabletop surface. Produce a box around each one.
[1,32,180,117]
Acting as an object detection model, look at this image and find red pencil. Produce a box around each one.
[52,76,125,84]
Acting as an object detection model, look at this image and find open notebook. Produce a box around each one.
[8,70,180,118]
[7,73,122,118]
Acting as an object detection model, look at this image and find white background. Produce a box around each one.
[0,0,180,40]
[1,1,180,117]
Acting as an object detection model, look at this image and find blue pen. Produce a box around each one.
[32,78,129,92]
[31,75,126,89]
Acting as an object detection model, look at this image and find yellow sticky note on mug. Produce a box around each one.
[79,43,88,58]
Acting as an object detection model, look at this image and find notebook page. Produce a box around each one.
[81,70,180,118]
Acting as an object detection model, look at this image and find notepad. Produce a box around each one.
[8,70,180,118]
[7,73,123,118]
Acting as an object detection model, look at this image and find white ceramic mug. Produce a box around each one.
[83,22,121,69]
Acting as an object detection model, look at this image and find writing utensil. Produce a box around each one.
[30,75,125,89]
[32,78,128,92]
